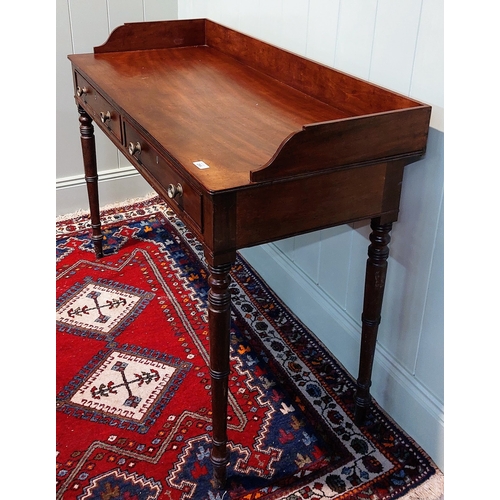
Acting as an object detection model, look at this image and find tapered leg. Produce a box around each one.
[78,105,103,258]
[208,262,233,488]
[354,218,392,425]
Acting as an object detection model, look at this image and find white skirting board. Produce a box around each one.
[56,166,152,217]
[239,243,444,471]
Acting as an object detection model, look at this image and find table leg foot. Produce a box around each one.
[354,218,392,425]
[211,452,229,489]
[354,392,369,426]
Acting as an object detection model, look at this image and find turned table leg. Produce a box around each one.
[78,105,103,258]
[207,262,233,488]
[354,218,392,425]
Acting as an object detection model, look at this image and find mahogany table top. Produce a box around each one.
[69,19,430,193]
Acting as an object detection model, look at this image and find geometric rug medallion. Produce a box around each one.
[57,346,191,434]
[56,277,154,340]
[56,194,443,500]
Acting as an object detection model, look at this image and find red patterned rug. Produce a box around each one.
[56,195,443,500]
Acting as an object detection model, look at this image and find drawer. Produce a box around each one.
[123,121,203,230]
[74,72,122,143]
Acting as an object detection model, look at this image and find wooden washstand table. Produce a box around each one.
[68,19,431,488]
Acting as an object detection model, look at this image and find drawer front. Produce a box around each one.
[75,72,122,143]
[124,121,203,230]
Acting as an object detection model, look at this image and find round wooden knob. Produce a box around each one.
[167,183,183,199]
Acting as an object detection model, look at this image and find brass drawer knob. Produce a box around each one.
[128,141,141,156]
[100,111,111,123]
[167,183,183,199]
[76,86,88,97]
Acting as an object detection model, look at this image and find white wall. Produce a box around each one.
[56,0,444,470]
[178,0,444,470]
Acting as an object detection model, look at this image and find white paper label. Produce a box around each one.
[193,161,210,170]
